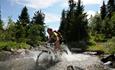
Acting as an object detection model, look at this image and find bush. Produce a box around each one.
[106,37,115,54]
[0,41,30,50]
[87,44,106,52]
[94,34,106,42]
[87,37,115,54]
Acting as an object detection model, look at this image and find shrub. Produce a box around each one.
[0,41,30,50]
[106,37,115,54]
[87,37,115,54]
[94,34,106,42]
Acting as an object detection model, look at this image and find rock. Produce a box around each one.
[0,51,12,61]
[0,58,36,70]
[84,50,104,55]
[101,54,115,68]
[104,61,112,66]
[67,65,74,70]
[84,52,97,55]
[101,54,115,62]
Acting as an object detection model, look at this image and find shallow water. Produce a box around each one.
[0,45,110,70]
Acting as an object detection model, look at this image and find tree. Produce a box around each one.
[68,0,76,12]
[102,17,113,38]
[0,18,3,30]
[100,1,106,19]
[18,6,30,26]
[59,9,66,36]
[6,17,16,41]
[15,6,30,42]
[0,15,3,41]
[107,0,115,17]
[90,13,103,34]
[31,10,46,41]
[111,12,115,36]
[59,0,89,45]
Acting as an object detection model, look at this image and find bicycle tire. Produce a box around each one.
[36,50,52,66]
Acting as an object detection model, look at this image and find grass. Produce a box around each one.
[0,41,30,50]
[87,37,115,54]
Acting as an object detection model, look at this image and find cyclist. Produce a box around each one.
[47,28,61,52]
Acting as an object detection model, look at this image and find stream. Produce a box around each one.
[0,45,113,70]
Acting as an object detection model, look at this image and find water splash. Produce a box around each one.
[61,45,90,62]
[23,51,41,61]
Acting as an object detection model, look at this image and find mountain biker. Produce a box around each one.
[47,28,61,52]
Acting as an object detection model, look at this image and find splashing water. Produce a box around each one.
[61,45,90,62]
[0,45,108,70]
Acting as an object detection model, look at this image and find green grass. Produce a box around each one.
[87,37,115,54]
[0,41,30,50]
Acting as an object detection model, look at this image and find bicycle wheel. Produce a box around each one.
[36,50,53,66]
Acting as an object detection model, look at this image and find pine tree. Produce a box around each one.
[18,6,30,26]
[59,0,88,43]
[100,1,106,19]
[6,17,16,41]
[68,0,76,12]
[31,10,46,41]
[107,0,115,17]
[32,10,45,25]
[0,6,3,30]
[0,18,3,30]
[59,9,66,35]
[76,0,84,15]
[15,6,30,42]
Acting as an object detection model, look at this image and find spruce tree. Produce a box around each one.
[31,10,46,41]
[59,9,66,35]
[100,1,106,19]
[18,6,30,26]
[107,0,115,17]
[0,7,3,30]
[16,6,30,42]
[59,0,88,44]
[0,18,3,30]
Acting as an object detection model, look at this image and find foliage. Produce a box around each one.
[59,0,89,44]
[94,34,106,42]
[15,6,30,42]
[0,41,30,50]
[111,12,115,36]
[100,1,106,20]
[31,10,46,41]
[87,37,115,54]
[106,37,115,54]
[107,0,115,17]
[89,13,102,34]
[0,19,3,30]
[18,6,30,26]
[0,6,46,49]
[27,24,43,46]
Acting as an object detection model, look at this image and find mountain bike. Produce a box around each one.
[36,43,67,66]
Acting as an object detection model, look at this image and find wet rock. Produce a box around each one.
[101,54,115,68]
[84,52,97,55]
[67,65,74,70]
[101,54,115,63]
[0,51,12,61]
[0,58,36,70]
[84,51,104,55]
